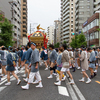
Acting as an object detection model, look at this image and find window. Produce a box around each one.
[95,32,99,39]
[87,0,90,2]
[87,6,90,8]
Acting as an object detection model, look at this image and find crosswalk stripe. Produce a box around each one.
[95,81,100,84]
[58,86,69,96]
[0,86,7,92]
[0,76,13,85]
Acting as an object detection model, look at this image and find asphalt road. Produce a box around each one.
[0,65,100,100]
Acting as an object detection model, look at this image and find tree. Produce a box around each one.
[54,42,60,48]
[62,41,68,48]
[0,15,14,47]
[70,32,87,48]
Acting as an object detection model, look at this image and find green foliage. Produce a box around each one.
[62,41,68,48]
[70,32,87,48]
[0,15,14,47]
[54,42,60,48]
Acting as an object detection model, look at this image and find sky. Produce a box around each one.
[28,0,61,33]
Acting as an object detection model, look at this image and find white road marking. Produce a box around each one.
[58,86,69,97]
[10,77,16,81]
[0,86,7,92]
[66,73,86,100]
[65,78,78,100]
[68,78,86,100]
[1,77,7,82]
[0,76,13,85]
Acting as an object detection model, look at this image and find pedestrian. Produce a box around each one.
[69,48,75,72]
[0,46,7,77]
[40,47,48,70]
[94,47,99,73]
[74,48,80,69]
[54,44,74,86]
[79,47,91,84]
[21,46,30,82]
[88,48,96,79]
[5,47,21,85]
[47,44,57,79]
[21,43,43,89]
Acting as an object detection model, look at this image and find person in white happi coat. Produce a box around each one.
[79,47,91,84]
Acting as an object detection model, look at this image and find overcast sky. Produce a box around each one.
[28,0,61,33]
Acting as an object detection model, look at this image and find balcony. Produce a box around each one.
[76,4,79,9]
[94,5,100,11]
[63,14,70,21]
[64,2,70,8]
[76,15,79,19]
[63,31,69,35]
[63,22,69,28]
[76,10,79,15]
[63,18,70,24]
[63,6,70,13]
[63,10,70,17]
[94,1,100,5]
[76,21,78,25]
[63,27,70,31]
[76,0,79,4]
[63,35,69,39]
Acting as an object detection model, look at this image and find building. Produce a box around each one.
[54,20,61,44]
[47,26,54,45]
[82,13,100,47]
[0,0,22,47]
[21,0,28,45]
[75,0,94,34]
[60,0,76,45]
[0,11,5,23]
[94,0,100,13]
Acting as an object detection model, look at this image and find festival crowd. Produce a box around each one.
[0,42,99,89]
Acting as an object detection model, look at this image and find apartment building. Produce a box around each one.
[21,0,28,45]
[0,0,22,47]
[94,0,100,13]
[61,0,76,45]
[75,0,94,34]
[54,20,61,44]
[47,26,54,45]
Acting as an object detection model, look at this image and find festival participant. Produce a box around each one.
[0,47,7,77]
[21,43,43,89]
[54,44,74,86]
[19,46,25,70]
[11,48,19,74]
[0,54,1,82]
[94,47,99,74]
[74,48,80,69]
[88,48,96,79]
[21,46,30,82]
[69,48,75,72]
[16,47,21,69]
[40,47,48,70]
[47,44,57,79]
[54,48,65,81]
[79,47,91,84]
[5,47,21,86]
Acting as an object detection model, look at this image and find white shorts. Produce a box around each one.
[44,60,47,62]
[82,69,85,72]
[28,71,42,83]
[61,67,69,72]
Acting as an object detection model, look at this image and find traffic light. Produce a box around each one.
[72,33,75,35]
